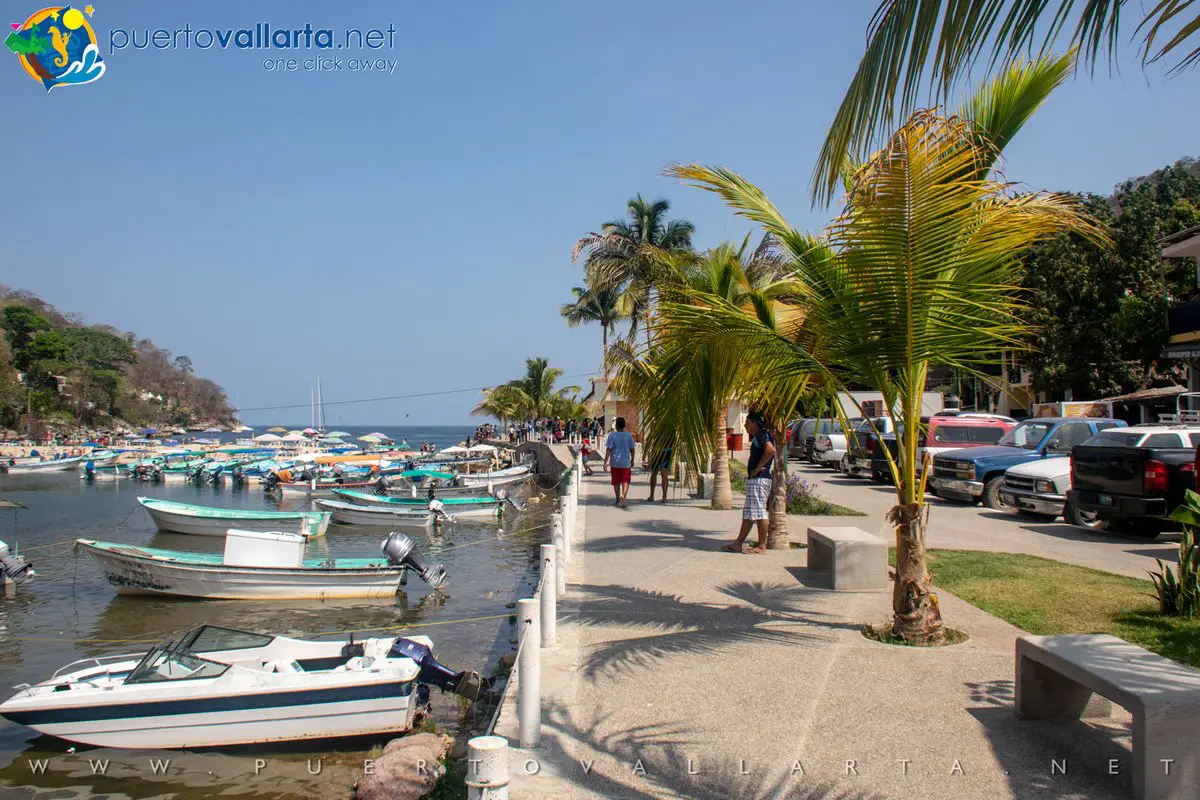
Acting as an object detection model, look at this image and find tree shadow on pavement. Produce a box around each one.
[536,702,891,800]
[716,580,869,631]
[564,583,830,679]
[584,519,723,553]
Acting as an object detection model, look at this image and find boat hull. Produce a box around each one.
[5,457,83,474]
[82,544,404,600]
[140,503,328,538]
[6,683,417,748]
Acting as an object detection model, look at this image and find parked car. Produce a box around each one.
[859,415,1014,484]
[1066,426,1200,537]
[788,418,814,460]
[796,418,840,463]
[1000,426,1136,525]
[929,417,1126,509]
[846,418,899,478]
[813,418,864,469]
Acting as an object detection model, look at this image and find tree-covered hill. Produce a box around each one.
[0,286,234,434]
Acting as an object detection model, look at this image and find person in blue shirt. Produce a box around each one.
[602,417,636,508]
[722,411,776,553]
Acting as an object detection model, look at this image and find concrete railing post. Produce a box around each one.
[466,735,510,799]
[516,598,540,748]
[539,544,556,647]
[557,497,572,560]
[550,513,566,595]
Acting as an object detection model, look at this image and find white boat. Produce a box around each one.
[0,623,480,748]
[137,496,330,538]
[453,463,533,488]
[2,456,83,474]
[315,498,501,526]
[77,530,446,600]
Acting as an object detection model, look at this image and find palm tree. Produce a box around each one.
[634,237,807,517]
[572,196,695,343]
[663,55,1102,642]
[504,357,581,421]
[813,2,1199,203]
[471,385,523,434]
[560,285,630,369]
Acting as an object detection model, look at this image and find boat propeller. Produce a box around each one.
[381,532,447,588]
[0,540,34,582]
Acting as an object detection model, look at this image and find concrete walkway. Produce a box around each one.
[495,471,1137,799]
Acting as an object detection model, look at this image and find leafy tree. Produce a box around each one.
[2,306,49,361]
[174,356,194,374]
[664,55,1099,642]
[572,196,695,341]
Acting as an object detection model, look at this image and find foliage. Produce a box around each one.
[0,287,233,429]
[814,0,1200,203]
[424,756,468,800]
[559,284,631,353]
[572,195,694,339]
[663,55,1098,641]
[901,548,1200,668]
[1023,159,1200,397]
[782,474,865,516]
[475,358,583,423]
[728,458,747,493]
[1152,489,1200,617]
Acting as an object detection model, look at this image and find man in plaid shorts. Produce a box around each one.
[722,411,776,553]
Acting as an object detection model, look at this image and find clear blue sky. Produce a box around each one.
[3,1,1197,425]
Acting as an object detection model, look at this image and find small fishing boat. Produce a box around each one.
[313,499,446,527]
[77,530,446,600]
[331,488,505,512]
[453,463,534,488]
[0,622,480,749]
[2,456,83,474]
[138,497,330,538]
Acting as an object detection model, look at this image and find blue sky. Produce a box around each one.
[2,1,1197,425]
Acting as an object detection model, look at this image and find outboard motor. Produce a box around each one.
[427,499,451,524]
[373,474,392,496]
[389,637,481,702]
[0,540,34,582]
[381,532,447,588]
[263,471,281,490]
[493,488,524,512]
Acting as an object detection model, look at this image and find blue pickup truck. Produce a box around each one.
[928,417,1127,509]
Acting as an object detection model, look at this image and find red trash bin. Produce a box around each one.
[728,433,745,451]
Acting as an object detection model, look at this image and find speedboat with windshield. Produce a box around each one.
[0,624,481,748]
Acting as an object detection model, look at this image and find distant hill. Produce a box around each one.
[0,286,234,435]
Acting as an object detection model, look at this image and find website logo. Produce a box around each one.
[6,5,104,91]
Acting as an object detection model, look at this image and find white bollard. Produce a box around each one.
[466,735,510,799]
[550,513,566,595]
[516,598,540,748]
[557,497,572,561]
[540,544,556,647]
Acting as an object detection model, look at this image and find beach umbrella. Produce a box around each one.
[440,445,470,454]
[358,434,382,442]
[280,433,308,443]
[302,427,320,435]
[234,425,254,433]
[367,432,392,439]
[468,444,498,453]
[327,431,351,438]
[268,427,288,434]
[253,433,283,442]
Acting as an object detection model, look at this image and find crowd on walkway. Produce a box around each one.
[507,416,604,445]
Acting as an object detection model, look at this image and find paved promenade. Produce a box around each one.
[495,470,1137,799]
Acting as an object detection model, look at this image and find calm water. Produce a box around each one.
[0,426,551,799]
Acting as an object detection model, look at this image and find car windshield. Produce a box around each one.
[997,421,1053,449]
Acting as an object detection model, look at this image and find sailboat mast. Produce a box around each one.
[317,376,324,432]
[310,388,314,430]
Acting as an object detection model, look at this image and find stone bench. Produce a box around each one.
[1016,634,1200,800]
[805,526,887,590]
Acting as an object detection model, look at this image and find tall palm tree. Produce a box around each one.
[471,385,523,433]
[560,285,630,369]
[663,55,1102,642]
[572,196,695,343]
[635,237,807,517]
[814,2,1199,203]
[505,357,581,420]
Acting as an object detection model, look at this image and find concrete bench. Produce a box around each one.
[805,526,887,590]
[1016,634,1200,800]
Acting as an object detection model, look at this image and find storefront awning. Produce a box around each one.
[1161,343,1200,359]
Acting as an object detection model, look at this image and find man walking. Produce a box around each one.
[603,416,635,508]
[722,411,775,553]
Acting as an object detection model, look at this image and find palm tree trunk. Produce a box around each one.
[890,385,944,643]
[766,419,788,549]
[712,409,732,510]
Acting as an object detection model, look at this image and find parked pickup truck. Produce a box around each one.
[1000,426,1136,527]
[1065,426,1200,537]
[814,417,867,470]
[857,415,1015,483]
[930,417,1126,509]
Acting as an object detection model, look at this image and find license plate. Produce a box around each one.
[1098,494,1113,506]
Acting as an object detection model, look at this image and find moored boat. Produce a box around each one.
[2,456,83,474]
[0,623,481,748]
[137,497,330,538]
[314,499,445,527]
[331,488,502,511]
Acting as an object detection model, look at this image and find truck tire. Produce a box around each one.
[982,476,1008,510]
[1065,501,1108,531]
